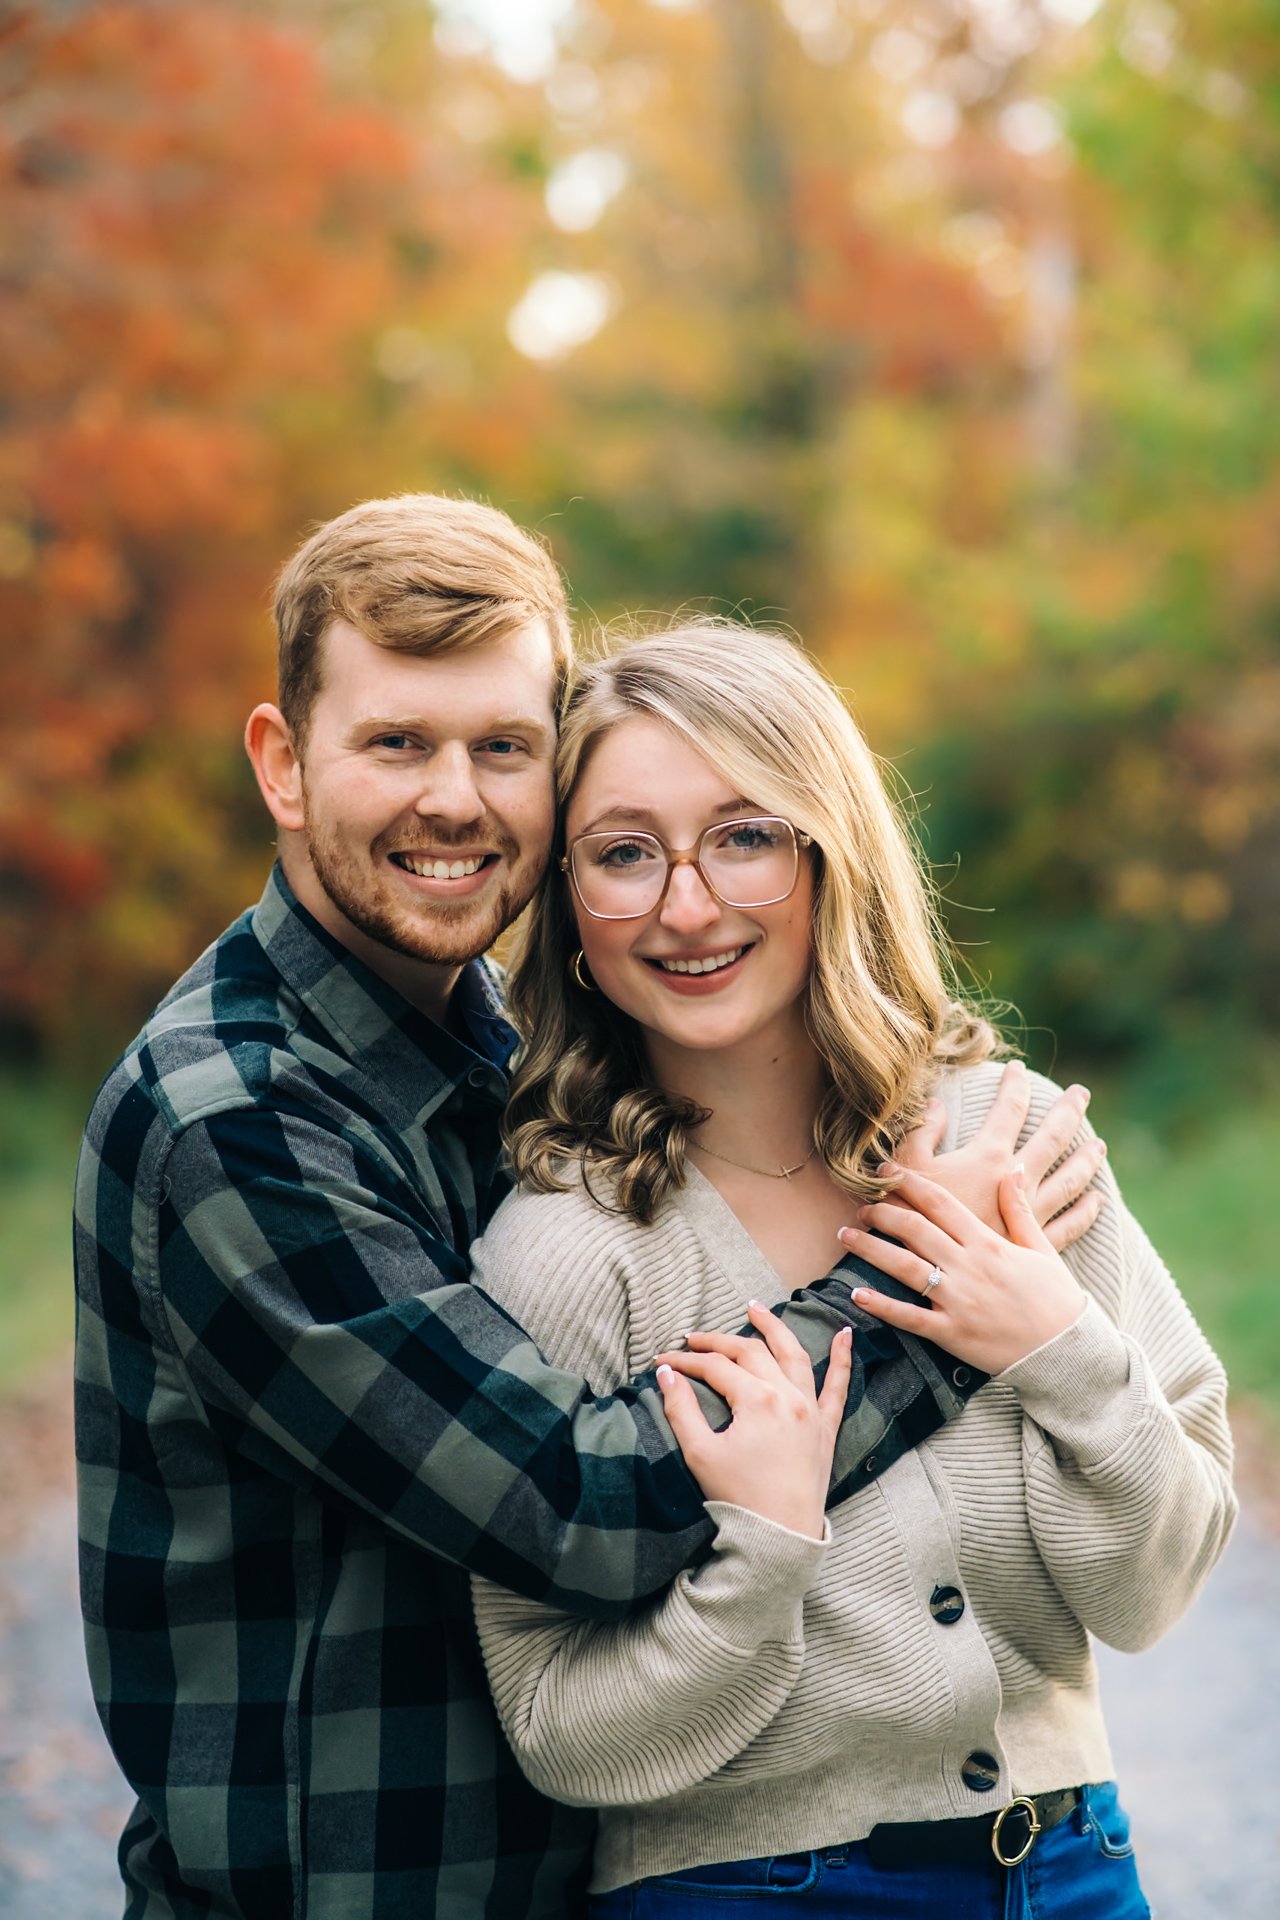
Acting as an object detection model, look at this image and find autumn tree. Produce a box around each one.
[881,1,1280,1096]
[0,0,546,1063]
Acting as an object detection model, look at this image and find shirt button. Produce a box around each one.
[863,1455,878,1474]
[467,1065,489,1089]
[952,1366,972,1388]
[929,1585,965,1625]
[960,1751,1001,1794]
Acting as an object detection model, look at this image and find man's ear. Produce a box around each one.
[245,703,305,833]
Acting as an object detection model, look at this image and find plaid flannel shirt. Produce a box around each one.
[74,865,982,1920]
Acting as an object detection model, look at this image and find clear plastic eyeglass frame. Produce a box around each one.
[561,815,813,921]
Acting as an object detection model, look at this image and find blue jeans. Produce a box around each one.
[587,1783,1151,1919]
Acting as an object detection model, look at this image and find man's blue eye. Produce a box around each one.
[376,734,412,751]
[484,740,520,755]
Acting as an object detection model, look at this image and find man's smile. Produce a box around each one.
[385,847,502,897]
[389,850,497,881]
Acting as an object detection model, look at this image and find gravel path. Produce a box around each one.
[2,1410,1276,1916]
[1094,1499,1280,1917]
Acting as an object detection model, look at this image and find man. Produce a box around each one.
[75,494,1099,1919]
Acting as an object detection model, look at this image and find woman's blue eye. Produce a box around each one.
[598,840,655,868]
[723,824,777,852]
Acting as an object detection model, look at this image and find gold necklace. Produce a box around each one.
[690,1137,818,1181]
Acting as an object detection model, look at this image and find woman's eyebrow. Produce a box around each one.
[573,797,755,836]
[573,805,658,835]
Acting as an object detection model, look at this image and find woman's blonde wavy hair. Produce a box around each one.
[504,617,1002,1223]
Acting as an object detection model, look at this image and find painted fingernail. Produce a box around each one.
[878,1159,901,1176]
[1070,1084,1091,1106]
[656,1365,674,1384]
[838,1226,859,1244]
[851,1288,869,1303]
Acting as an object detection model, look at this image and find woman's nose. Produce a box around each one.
[658,860,721,933]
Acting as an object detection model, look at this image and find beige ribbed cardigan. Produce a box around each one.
[469,1063,1236,1894]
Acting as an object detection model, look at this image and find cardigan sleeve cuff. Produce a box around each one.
[681,1502,830,1650]
[996,1294,1146,1465]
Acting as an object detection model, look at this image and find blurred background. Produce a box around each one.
[1,3,1279,1909]
[3,0,1277,1412]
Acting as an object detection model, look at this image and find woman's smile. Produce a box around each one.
[642,941,755,989]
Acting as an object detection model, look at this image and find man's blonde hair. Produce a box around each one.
[504,617,1002,1223]
[272,494,573,743]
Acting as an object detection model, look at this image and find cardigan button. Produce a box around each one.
[929,1585,965,1625]
[961,1751,1001,1793]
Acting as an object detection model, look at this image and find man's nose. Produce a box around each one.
[414,743,484,825]
[658,860,722,934]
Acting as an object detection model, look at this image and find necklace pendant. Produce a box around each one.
[690,1137,817,1180]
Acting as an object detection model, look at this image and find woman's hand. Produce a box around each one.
[894,1062,1107,1251]
[838,1162,1088,1377]
[652,1304,852,1541]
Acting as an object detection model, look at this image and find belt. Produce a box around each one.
[866,1787,1082,1870]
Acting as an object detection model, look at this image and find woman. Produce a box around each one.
[468,619,1235,1917]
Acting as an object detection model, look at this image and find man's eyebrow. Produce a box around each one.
[347,714,553,741]
[574,797,755,836]
[348,716,420,736]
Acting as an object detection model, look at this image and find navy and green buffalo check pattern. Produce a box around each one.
[74,865,981,1919]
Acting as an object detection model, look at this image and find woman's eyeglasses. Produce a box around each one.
[562,815,812,921]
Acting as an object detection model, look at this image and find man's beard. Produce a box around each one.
[304,812,540,969]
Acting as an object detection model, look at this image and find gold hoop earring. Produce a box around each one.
[571,949,596,993]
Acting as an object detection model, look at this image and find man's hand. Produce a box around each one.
[653,1304,852,1541]
[892,1060,1106,1251]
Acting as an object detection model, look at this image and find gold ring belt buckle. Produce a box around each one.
[991,1795,1042,1867]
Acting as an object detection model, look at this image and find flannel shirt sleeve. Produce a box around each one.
[681,1255,987,1507]
[156,1105,710,1616]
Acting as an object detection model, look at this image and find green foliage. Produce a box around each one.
[1101,1072,1280,1408]
[0,1075,84,1393]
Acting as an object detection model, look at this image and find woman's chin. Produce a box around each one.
[631,997,773,1058]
